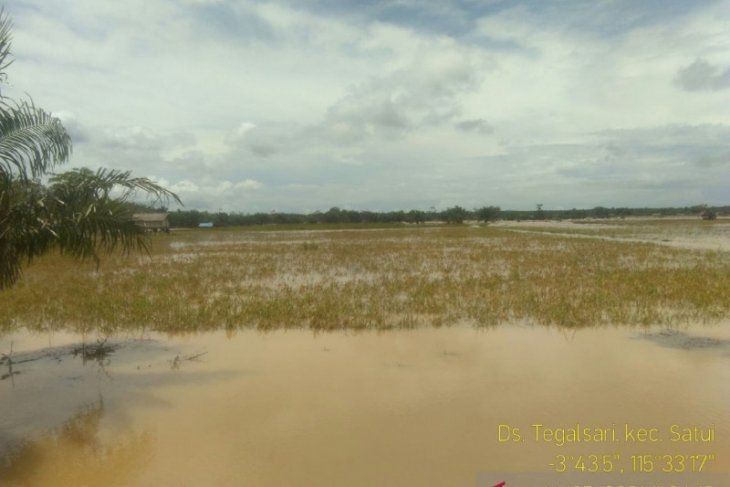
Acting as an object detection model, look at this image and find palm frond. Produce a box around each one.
[0,8,182,290]
[50,167,182,206]
[0,100,71,179]
[50,197,148,261]
[1,168,181,289]
[0,9,13,81]
[47,168,180,257]
[0,176,51,288]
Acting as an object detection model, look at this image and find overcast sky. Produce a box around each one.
[5,0,730,211]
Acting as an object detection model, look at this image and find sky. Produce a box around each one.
[4,0,730,211]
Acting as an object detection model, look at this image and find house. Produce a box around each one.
[198,222,214,228]
[132,213,170,232]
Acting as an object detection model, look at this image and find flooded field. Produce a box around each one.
[1,221,729,485]
[494,217,730,252]
[2,221,729,332]
[1,324,729,486]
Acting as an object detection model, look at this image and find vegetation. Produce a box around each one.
[501,204,730,221]
[160,205,501,228]
[534,203,545,220]
[129,204,730,230]
[442,205,468,224]
[475,205,500,223]
[0,11,178,289]
[1,222,728,332]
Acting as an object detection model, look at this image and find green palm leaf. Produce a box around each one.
[0,100,72,179]
[0,9,181,289]
[0,8,12,76]
[0,9,70,179]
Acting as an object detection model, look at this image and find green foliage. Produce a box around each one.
[499,205,730,221]
[535,203,545,220]
[407,209,426,224]
[0,11,179,289]
[162,202,729,229]
[475,206,500,222]
[441,206,468,224]
[0,100,71,180]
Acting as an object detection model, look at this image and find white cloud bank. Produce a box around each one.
[6,0,730,211]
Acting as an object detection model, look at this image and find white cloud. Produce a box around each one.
[236,179,263,190]
[170,180,200,193]
[6,0,730,210]
[235,122,256,137]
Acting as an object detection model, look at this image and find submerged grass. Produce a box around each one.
[498,218,730,241]
[1,224,730,332]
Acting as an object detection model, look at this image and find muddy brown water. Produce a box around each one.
[1,323,729,486]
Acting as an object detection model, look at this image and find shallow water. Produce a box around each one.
[1,323,729,486]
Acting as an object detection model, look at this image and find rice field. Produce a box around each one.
[2,220,729,333]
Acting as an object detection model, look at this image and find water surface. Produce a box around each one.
[1,324,728,485]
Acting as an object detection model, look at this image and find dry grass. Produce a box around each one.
[2,224,730,332]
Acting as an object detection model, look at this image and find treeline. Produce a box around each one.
[164,205,500,227]
[131,204,729,228]
[501,205,730,221]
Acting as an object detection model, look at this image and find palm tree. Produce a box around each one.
[0,9,180,289]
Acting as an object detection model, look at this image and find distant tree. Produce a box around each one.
[323,207,344,223]
[442,206,468,224]
[0,11,179,289]
[214,211,230,226]
[475,206,500,223]
[345,209,362,223]
[535,203,545,220]
[407,209,426,224]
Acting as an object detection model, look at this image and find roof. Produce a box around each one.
[132,213,169,222]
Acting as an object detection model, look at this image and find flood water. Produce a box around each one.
[1,323,729,486]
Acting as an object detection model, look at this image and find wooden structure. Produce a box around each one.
[132,213,170,232]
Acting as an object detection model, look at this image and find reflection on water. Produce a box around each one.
[0,400,152,487]
[1,324,729,486]
[638,328,730,352]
